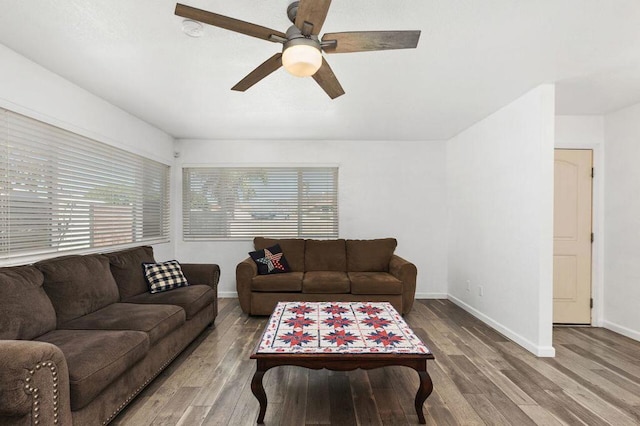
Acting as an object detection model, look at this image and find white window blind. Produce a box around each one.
[183,167,338,240]
[0,108,170,259]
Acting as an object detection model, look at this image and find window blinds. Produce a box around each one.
[183,167,338,240]
[0,108,170,259]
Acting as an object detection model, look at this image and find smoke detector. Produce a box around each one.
[181,19,204,37]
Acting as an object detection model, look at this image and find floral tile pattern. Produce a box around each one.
[256,302,431,354]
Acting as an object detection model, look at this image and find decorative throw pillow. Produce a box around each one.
[249,244,291,275]
[142,260,189,294]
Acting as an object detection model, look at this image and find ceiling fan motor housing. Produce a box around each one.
[287,1,299,23]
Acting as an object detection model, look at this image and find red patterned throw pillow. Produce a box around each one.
[249,244,291,275]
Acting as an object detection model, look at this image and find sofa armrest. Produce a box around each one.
[0,340,72,426]
[181,263,220,290]
[236,257,257,314]
[389,255,418,314]
[181,263,220,317]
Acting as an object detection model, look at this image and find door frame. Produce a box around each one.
[553,144,603,327]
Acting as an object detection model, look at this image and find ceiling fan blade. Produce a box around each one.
[322,31,421,53]
[231,53,283,92]
[312,58,345,99]
[295,0,332,35]
[175,3,286,42]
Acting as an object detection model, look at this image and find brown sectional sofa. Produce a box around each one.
[236,237,417,315]
[0,246,219,426]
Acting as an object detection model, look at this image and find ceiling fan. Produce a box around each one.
[175,1,421,99]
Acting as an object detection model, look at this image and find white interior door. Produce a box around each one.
[553,149,593,324]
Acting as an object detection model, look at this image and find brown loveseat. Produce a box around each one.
[236,237,417,315]
[0,246,219,426]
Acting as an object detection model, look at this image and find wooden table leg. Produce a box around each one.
[414,369,434,424]
[251,367,268,424]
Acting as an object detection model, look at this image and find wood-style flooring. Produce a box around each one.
[111,299,640,425]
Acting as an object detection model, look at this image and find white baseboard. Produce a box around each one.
[218,291,238,298]
[447,295,556,357]
[603,320,640,343]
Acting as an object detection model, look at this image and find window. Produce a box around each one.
[183,167,338,240]
[0,109,170,260]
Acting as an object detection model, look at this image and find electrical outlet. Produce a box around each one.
[478,286,484,296]
[466,280,471,292]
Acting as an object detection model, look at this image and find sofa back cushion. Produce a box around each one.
[105,246,155,299]
[254,237,305,272]
[305,239,347,272]
[36,254,120,326]
[346,238,397,272]
[0,265,57,340]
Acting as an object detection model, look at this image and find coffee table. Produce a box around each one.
[250,301,434,424]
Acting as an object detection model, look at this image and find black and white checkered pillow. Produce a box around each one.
[143,260,189,294]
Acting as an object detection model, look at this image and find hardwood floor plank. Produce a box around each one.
[544,358,640,423]
[150,387,200,426]
[372,387,409,424]
[280,366,308,426]
[427,361,485,425]
[563,343,640,381]
[112,299,640,426]
[348,369,383,426]
[593,368,640,397]
[518,404,567,426]
[562,386,638,426]
[565,328,640,364]
[305,369,331,424]
[200,358,255,426]
[264,364,291,405]
[328,372,358,425]
[175,405,210,426]
[190,325,262,406]
[463,394,512,425]
[500,369,586,425]
[387,366,421,423]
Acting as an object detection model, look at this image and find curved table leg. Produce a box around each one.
[251,368,267,424]
[415,369,434,424]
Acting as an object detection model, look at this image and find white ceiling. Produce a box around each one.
[1,0,640,141]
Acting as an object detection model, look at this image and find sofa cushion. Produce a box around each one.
[349,272,403,295]
[254,237,306,272]
[249,244,291,275]
[346,238,397,272]
[36,254,120,327]
[123,285,215,320]
[36,329,149,410]
[105,245,155,299]
[305,239,346,272]
[251,272,303,292]
[58,303,185,345]
[0,266,57,340]
[143,260,189,294]
[302,271,350,294]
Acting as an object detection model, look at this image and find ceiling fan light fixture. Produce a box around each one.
[282,40,322,77]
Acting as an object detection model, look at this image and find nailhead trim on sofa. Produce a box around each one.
[24,361,60,425]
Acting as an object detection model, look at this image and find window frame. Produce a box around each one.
[182,165,339,241]
[0,108,171,263]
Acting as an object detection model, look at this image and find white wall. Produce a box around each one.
[0,43,176,260]
[174,139,448,298]
[554,116,605,326]
[603,102,640,341]
[446,85,556,357]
